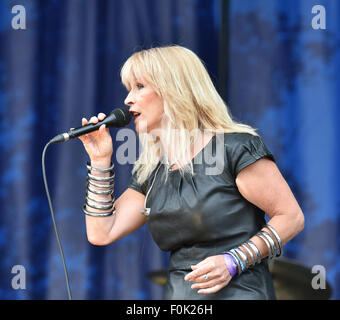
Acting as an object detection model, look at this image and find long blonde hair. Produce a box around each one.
[120,45,257,184]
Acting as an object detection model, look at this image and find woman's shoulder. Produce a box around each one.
[214,131,264,152]
[217,131,274,178]
[221,131,272,154]
[222,132,261,144]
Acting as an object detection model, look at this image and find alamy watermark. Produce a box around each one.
[9,4,326,31]
[113,127,226,175]
[8,262,329,292]
[311,5,326,30]
[11,265,26,290]
[11,5,26,30]
[311,265,327,290]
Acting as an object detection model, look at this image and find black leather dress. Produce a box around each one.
[128,132,276,300]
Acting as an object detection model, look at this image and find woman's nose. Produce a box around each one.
[124,90,134,106]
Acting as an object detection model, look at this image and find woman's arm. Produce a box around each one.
[185,157,305,294]
[85,186,147,245]
[79,113,147,246]
[235,157,304,255]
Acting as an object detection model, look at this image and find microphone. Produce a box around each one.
[49,108,132,144]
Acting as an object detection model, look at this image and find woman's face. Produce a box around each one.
[124,79,165,135]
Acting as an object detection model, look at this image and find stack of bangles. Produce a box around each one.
[82,161,116,217]
[222,225,283,278]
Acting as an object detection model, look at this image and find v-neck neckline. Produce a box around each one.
[166,134,216,173]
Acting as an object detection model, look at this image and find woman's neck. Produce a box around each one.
[157,129,214,168]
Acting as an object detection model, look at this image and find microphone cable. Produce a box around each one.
[42,141,72,300]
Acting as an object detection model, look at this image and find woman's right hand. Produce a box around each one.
[78,113,113,164]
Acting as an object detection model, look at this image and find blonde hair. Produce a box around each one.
[120,45,258,184]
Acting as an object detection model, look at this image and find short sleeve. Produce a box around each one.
[226,133,275,178]
[127,170,147,195]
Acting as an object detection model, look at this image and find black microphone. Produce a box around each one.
[49,108,132,144]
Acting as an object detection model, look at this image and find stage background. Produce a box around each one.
[0,0,339,299]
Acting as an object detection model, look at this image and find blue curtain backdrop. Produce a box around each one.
[0,0,339,299]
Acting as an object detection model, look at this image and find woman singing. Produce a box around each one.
[78,45,304,299]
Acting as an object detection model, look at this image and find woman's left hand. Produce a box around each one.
[184,255,232,294]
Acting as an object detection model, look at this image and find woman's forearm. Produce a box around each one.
[242,209,305,261]
[84,158,117,245]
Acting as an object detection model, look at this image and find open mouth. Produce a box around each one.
[130,111,141,118]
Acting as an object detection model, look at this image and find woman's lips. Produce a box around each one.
[130,111,141,123]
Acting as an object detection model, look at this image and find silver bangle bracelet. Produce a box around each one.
[82,205,115,217]
[85,199,114,211]
[234,247,249,269]
[265,224,283,257]
[87,178,114,189]
[87,193,114,204]
[83,161,116,217]
[240,243,256,267]
[228,250,242,275]
[226,240,261,275]
[87,172,115,182]
[87,185,113,196]
[260,231,277,259]
[87,161,115,173]
[257,232,274,260]
[246,240,262,264]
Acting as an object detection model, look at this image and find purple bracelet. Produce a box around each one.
[223,253,238,278]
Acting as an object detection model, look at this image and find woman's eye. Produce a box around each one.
[136,83,144,89]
